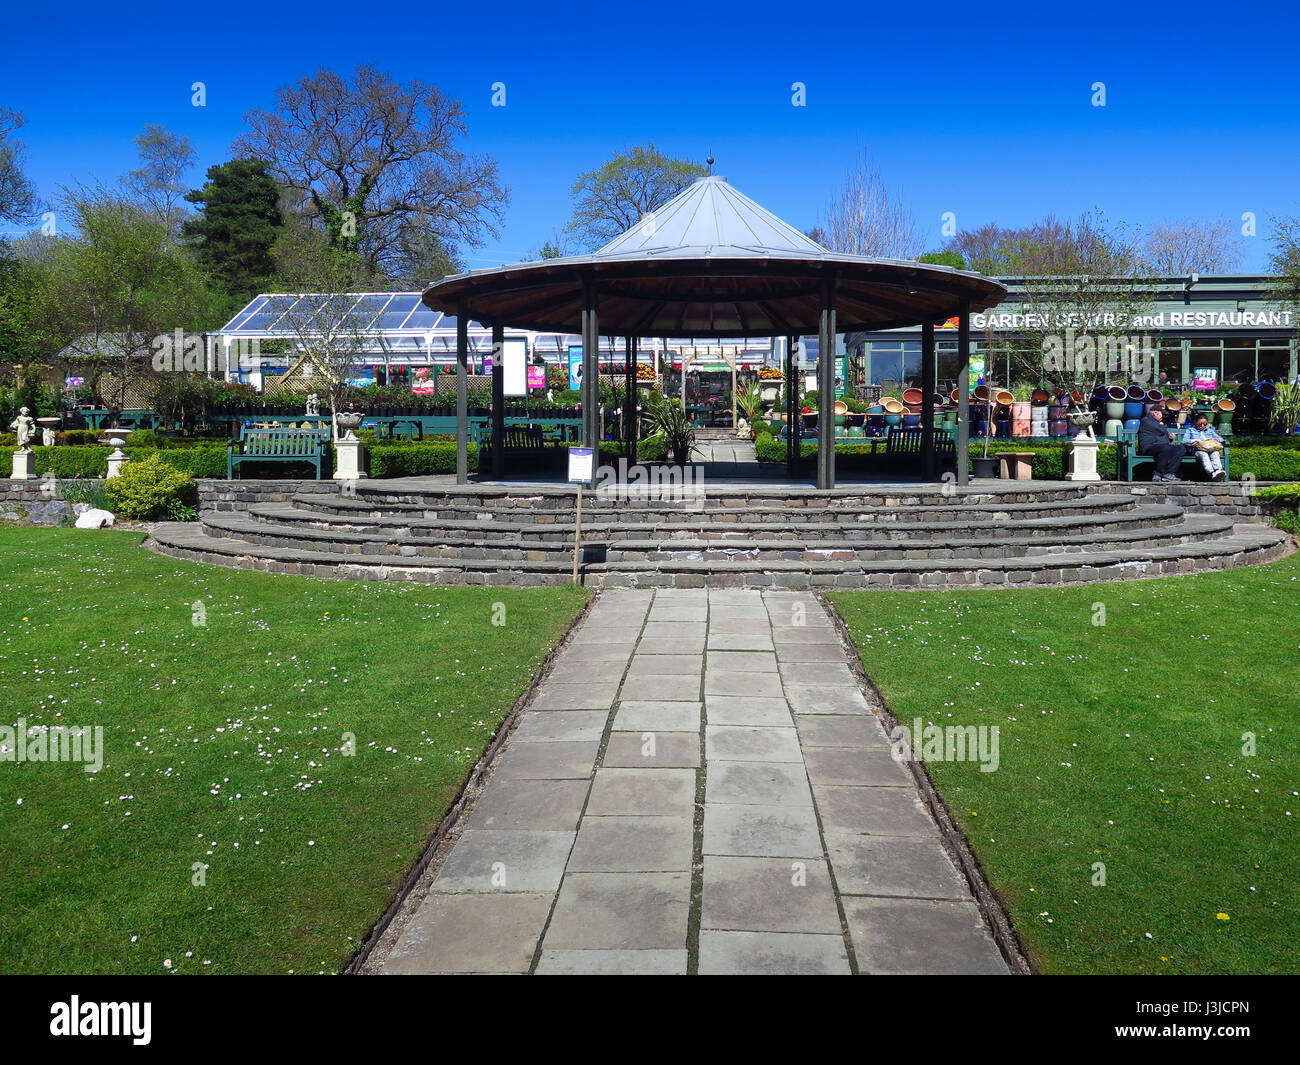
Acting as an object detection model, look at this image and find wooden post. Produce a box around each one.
[730,349,737,429]
[455,307,468,484]
[581,278,599,447]
[786,334,798,479]
[625,335,637,466]
[921,321,936,481]
[572,482,583,585]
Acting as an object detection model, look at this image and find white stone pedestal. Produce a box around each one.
[333,437,368,481]
[10,449,35,479]
[1066,436,1101,481]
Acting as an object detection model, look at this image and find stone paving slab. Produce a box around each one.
[384,893,554,974]
[543,872,691,950]
[703,803,823,858]
[511,710,608,743]
[431,829,575,893]
[604,731,701,768]
[705,695,793,727]
[619,674,702,702]
[465,779,591,832]
[697,931,850,975]
[585,767,696,817]
[379,587,1010,975]
[843,897,1007,975]
[568,815,694,872]
[705,725,803,763]
[825,832,972,899]
[796,715,890,747]
[536,949,688,975]
[493,740,601,780]
[701,856,842,934]
[613,700,702,732]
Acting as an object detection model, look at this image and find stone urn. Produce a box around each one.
[335,411,364,440]
[99,428,129,479]
[1067,410,1096,440]
[36,417,60,447]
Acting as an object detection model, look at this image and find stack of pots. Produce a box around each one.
[882,397,906,426]
[1214,396,1236,436]
[901,387,924,429]
[1123,385,1146,434]
[1103,385,1127,439]
[1048,392,1070,438]
[866,403,885,433]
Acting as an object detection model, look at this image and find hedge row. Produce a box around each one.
[9,446,230,479]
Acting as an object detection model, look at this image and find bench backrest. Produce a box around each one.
[238,427,327,457]
[885,427,955,454]
[487,425,546,449]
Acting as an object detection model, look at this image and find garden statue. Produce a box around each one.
[41,426,56,447]
[305,393,320,416]
[9,407,36,452]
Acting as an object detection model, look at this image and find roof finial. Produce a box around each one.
[706,151,715,173]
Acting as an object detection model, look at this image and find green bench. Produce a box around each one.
[1118,429,1229,482]
[227,426,329,480]
[482,425,550,470]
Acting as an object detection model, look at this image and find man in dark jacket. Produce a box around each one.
[1137,408,1189,481]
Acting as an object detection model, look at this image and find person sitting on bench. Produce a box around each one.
[1182,413,1226,481]
[1137,407,1190,482]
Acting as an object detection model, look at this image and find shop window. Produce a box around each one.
[1258,345,1292,382]
[1222,339,1255,385]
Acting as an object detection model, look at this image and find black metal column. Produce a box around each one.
[921,322,935,481]
[957,301,971,487]
[581,278,599,447]
[625,336,637,467]
[785,334,798,479]
[491,323,505,479]
[455,307,469,484]
[817,278,838,490]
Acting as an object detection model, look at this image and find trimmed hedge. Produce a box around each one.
[368,443,479,477]
[9,446,228,479]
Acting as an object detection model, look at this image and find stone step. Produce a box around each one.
[147,520,1291,588]
[202,511,1235,562]
[243,501,1187,543]
[288,490,1138,526]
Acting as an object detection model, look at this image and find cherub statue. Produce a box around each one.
[9,407,36,453]
[305,393,320,416]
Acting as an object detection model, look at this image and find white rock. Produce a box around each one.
[75,508,115,529]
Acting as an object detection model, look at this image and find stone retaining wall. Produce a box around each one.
[198,479,337,512]
[1091,482,1266,517]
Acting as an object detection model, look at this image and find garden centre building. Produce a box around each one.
[214,275,1295,395]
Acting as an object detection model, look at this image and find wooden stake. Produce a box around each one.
[572,482,583,585]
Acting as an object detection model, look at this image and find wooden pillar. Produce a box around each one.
[491,323,505,479]
[957,301,971,487]
[730,350,737,429]
[625,335,637,466]
[455,308,469,484]
[581,278,599,447]
[817,278,837,490]
[921,321,936,481]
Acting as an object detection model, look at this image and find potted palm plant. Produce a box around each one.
[736,382,764,439]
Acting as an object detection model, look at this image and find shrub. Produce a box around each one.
[1227,447,1300,482]
[56,430,103,446]
[57,479,111,511]
[105,453,197,520]
[368,443,480,477]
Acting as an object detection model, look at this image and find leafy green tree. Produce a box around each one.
[0,106,40,226]
[918,250,966,269]
[564,144,706,250]
[36,187,219,420]
[182,158,284,315]
[1268,215,1300,329]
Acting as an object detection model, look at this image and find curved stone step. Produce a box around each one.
[148,519,1291,588]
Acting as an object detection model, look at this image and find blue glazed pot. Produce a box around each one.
[1123,417,1141,432]
[1124,401,1144,419]
[902,414,921,428]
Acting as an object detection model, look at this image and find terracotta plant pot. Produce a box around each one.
[902,387,924,405]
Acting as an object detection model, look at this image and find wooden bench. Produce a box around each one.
[883,427,956,470]
[227,426,328,480]
[1118,429,1229,482]
[482,424,549,468]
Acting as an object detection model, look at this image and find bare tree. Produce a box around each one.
[821,149,923,259]
[234,65,507,284]
[1142,219,1245,275]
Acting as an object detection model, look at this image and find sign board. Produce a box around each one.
[482,355,493,374]
[527,365,546,389]
[503,339,528,396]
[969,354,986,390]
[1193,367,1218,391]
[411,366,436,395]
[568,345,583,389]
[568,446,594,484]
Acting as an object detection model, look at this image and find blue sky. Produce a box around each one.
[4,0,1298,271]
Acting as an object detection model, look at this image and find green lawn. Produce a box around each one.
[831,553,1300,975]
[0,527,587,974]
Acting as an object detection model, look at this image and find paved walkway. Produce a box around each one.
[376,589,1008,975]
